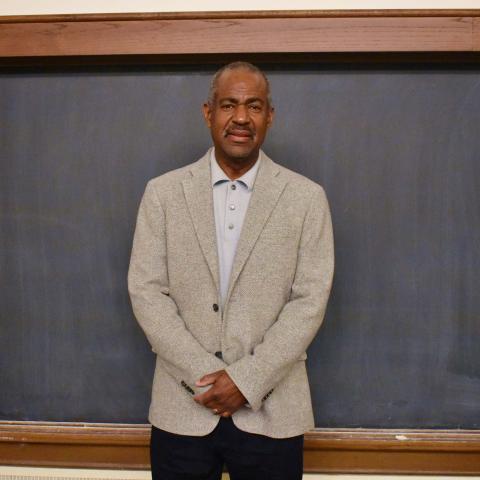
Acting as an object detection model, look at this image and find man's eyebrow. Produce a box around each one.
[219,97,239,104]
[245,97,265,104]
[219,97,265,105]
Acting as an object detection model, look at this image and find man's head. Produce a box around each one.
[203,62,274,167]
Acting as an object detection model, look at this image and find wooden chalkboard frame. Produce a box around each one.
[1,10,480,65]
[1,10,480,474]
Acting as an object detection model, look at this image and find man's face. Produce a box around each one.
[203,68,274,166]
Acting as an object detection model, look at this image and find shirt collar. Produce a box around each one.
[210,148,261,192]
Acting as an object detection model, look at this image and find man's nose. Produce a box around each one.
[232,104,249,124]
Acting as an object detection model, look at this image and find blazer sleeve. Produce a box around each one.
[128,181,226,392]
[225,186,334,411]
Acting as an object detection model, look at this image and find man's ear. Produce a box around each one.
[202,103,212,128]
[267,106,275,128]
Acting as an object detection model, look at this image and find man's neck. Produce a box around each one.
[214,154,259,181]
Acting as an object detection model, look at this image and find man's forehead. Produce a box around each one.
[215,69,268,97]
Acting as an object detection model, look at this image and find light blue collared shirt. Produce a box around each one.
[210,149,261,307]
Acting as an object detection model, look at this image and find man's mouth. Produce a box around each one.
[224,129,253,142]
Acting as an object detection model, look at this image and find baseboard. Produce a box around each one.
[1,422,480,474]
[0,467,479,480]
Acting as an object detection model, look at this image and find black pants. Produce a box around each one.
[150,417,304,480]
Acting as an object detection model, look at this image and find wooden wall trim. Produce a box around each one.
[0,11,480,60]
[1,422,480,474]
[474,17,480,50]
[1,10,480,22]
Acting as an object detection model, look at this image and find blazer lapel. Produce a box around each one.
[182,150,220,293]
[225,152,287,307]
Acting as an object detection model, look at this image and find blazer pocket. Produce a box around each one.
[260,224,299,245]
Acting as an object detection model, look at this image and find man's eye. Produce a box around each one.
[221,104,234,110]
[249,104,262,112]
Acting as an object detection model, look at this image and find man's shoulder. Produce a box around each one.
[148,159,198,186]
[147,165,186,191]
[269,155,326,199]
[145,152,207,195]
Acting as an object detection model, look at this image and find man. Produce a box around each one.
[128,62,334,480]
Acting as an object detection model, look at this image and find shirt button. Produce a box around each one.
[229,204,236,211]
[231,184,236,190]
[228,223,234,230]
[212,303,219,312]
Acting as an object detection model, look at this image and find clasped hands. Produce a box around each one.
[193,369,247,417]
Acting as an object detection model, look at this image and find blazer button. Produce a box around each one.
[215,351,223,360]
[212,303,219,312]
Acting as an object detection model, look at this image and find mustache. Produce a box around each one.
[223,126,254,137]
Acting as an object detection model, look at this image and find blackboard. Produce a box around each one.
[1,66,479,428]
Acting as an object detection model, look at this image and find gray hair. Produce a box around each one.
[207,61,273,108]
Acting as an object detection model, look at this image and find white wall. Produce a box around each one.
[0,0,479,15]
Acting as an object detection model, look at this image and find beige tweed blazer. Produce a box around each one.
[128,149,334,438]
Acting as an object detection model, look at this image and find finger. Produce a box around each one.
[193,392,207,404]
[195,375,216,387]
[193,393,210,405]
[195,370,222,387]
[202,397,223,410]
[194,391,221,409]
[211,406,230,417]
[194,384,223,405]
